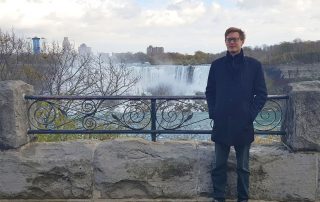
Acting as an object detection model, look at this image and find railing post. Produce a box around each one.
[151,99,157,142]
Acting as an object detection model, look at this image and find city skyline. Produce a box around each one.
[1,0,320,54]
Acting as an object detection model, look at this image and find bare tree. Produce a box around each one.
[90,54,140,96]
[39,41,93,95]
[0,29,31,81]
[37,43,140,97]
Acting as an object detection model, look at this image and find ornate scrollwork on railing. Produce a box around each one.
[82,100,97,115]
[25,95,288,140]
[156,100,194,130]
[111,100,151,130]
[29,101,57,129]
[254,99,284,131]
[27,99,152,131]
[82,116,97,130]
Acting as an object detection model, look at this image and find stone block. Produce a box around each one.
[93,139,206,199]
[0,80,34,149]
[0,141,97,199]
[282,80,320,151]
[249,146,317,202]
[93,139,318,201]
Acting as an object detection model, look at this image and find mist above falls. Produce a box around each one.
[129,64,211,96]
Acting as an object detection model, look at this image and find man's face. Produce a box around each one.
[225,32,244,55]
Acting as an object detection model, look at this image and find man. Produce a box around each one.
[205,27,267,202]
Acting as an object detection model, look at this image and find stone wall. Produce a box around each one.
[0,80,319,201]
[0,140,318,201]
[278,63,320,80]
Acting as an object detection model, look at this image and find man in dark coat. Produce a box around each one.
[205,27,267,202]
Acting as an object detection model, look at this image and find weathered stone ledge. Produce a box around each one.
[0,199,281,202]
[0,139,318,201]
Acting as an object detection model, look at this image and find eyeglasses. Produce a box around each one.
[225,37,241,43]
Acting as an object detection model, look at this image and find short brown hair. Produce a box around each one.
[225,27,246,41]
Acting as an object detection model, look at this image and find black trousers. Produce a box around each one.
[212,143,251,201]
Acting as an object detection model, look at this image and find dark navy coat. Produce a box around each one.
[205,50,267,146]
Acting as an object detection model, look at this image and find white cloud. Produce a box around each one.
[143,0,206,27]
[0,0,319,54]
[235,0,280,9]
[206,0,320,49]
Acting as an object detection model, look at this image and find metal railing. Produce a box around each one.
[25,95,288,141]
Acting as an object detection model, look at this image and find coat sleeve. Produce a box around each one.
[250,62,268,121]
[205,62,216,120]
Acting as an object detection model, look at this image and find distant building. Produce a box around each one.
[32,37,41,54]
[111,52,129,62]
[147,45,164,56]
[62,37,71,51]
[78,43,92,56]
[99,52,110,60]
[111,52,126,58]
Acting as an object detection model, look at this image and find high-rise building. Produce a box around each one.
[147,45,164,56]
[62,37,71,51]
[32,37,41,54]
[78,43,92,56]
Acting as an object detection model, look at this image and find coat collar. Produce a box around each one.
[226,49,245,64]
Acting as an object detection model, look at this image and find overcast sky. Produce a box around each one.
[0,0,319,54]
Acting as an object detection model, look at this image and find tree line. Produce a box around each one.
[243,38,320,65]
[114,38,320,66]
[112,51,217,65]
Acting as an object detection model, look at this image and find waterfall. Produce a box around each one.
[129,64,210,95]
[186,65,195,84]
